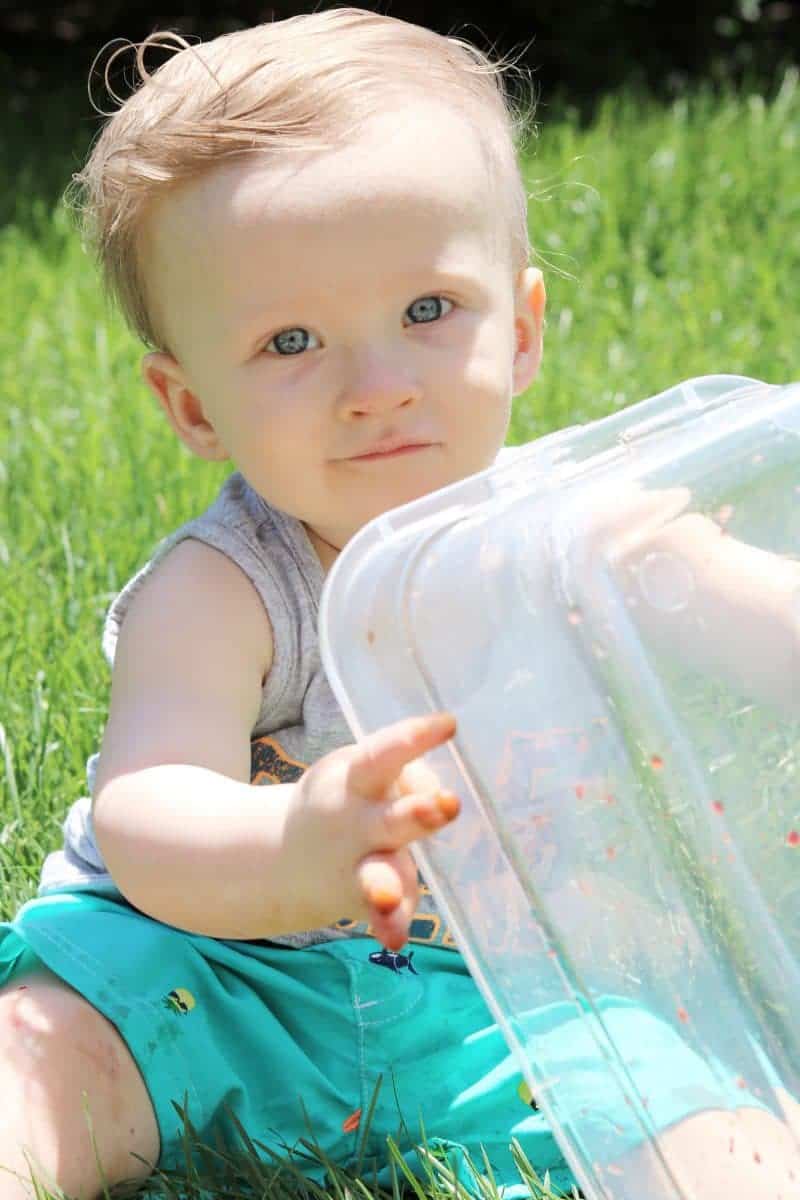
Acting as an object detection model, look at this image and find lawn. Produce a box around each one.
[1,63,799,1199]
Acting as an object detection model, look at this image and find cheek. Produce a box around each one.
[234,378,318,446]
[454,331,515,408]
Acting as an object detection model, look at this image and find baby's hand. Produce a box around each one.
[286,712,459,950]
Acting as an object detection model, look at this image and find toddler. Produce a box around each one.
[1,10,798,1200]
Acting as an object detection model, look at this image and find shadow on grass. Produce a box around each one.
[128,1098,582,1200]
[13,1093,583,1200]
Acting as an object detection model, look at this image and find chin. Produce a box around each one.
[356,462,481,529]
[384,476,446,511]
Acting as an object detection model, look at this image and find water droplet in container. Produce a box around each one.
[637,551,695,612]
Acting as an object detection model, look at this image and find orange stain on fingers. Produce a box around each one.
[412,790,460,828]
[435,790,460,819]
[369,888,401,915]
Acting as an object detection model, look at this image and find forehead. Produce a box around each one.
[144,101,507,341]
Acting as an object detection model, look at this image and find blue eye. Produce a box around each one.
[265,328,321,356]
[405,296,453,325]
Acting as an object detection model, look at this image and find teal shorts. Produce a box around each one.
[0,890,769,1197]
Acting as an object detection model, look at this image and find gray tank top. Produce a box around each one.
[38,470,458,950]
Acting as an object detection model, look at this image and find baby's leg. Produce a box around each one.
[0,967,159,1200]
[622,1104,800,1198]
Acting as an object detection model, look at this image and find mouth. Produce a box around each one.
[345,439,437,462]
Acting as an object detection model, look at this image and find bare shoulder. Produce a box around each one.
[122,538,274,672]
[95,538,273,787]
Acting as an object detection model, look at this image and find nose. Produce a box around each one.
[336,346,422,419]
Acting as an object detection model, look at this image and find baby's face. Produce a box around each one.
[142,98,544,560]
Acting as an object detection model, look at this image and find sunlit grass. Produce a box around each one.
[1,68,799,1199]
[9,1097,578,1200]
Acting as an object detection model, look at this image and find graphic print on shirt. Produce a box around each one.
[251,734,457,949]
[251,735,308,785]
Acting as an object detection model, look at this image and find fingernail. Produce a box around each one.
[412,791,460,829]
[437,791,460,819]
[431,712,457,736]
[370,888,400,915]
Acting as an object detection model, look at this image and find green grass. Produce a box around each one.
[6,1099,576,1200]
[1,68,799,1199]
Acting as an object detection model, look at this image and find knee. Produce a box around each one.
[0,977,159,1197]
[0,978,121,1088]
[621,1106,800,1198]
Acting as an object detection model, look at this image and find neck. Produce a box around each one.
[304,524,341,573]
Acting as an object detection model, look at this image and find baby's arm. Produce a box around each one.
[92,539,459,949]
[576,485,799,713]
[620,509,800,713]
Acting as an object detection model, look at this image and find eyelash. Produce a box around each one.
[263,295,455,357]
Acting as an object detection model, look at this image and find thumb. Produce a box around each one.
[347,712,457,799]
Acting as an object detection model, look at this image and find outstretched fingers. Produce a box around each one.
[355,788,459,946]
[347,710,455,945]
[347,712,457,799]
[355,714,461,860]
[347,712,460,949]
[370,785,461,849]
[356,849,420,951]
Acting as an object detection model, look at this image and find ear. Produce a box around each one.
[512,266,546,396]
[141,352,230,462]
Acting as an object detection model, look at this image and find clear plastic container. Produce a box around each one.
[318,375,800,1199]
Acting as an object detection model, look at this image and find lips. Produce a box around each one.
[346,436,435,461]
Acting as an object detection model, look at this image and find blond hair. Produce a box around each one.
[71,7,535,350]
